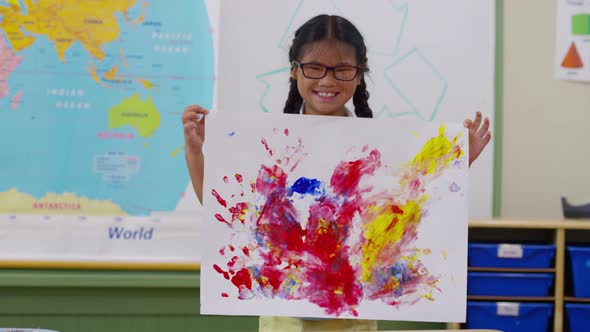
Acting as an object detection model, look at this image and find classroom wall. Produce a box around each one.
[501,0,590,219]
[13,2,590,332]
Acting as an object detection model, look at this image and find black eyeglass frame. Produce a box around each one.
[293,61,362,81]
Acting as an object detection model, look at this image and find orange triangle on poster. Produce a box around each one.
[561,42,583,69]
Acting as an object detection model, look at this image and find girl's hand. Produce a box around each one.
[182,105,209,156]
[464,111,491,166]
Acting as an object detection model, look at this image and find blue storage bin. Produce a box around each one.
[567,246,590,297]
[468,272,554,297]
[466,301,553,332]
[566,303,590,332]
[468,243,555,268]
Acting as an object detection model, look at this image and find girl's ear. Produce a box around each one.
[290,65,298,80]
[356,73,363,86]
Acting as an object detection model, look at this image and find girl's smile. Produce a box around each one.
[291,40,362,117]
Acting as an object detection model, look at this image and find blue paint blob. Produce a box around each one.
[228,131,236,137]
[291,177,322,195]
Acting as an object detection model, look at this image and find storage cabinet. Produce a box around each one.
[447,219,590,332]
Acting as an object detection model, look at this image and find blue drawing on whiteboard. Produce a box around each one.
[256,67,291,113]
[383,48,448,121]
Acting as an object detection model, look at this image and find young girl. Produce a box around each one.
[183,14,491,332]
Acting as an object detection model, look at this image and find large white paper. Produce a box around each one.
[201,112,468,322]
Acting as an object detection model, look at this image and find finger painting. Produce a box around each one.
[201,112,468,322]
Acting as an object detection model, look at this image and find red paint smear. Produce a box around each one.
[215,214,229,224]
[409,179,421,191]
[330,149,381,196]
[221,293,229,297]
[454,146,462,158]
[229,245,235,252]
[213,264,230,280]
[235,173,243,184]
[385,216,400,233]
[256,193,305,254]
[211,189,227,207]
[231,268,253,291]
[219,248,226,255]
[304,257,362,316]
[229,202,249,223]
[305,200,345,261]
[255,165,287,196]
[258,265,285,292]
[391,205,404,214]
[261,137,273,156]
[339,199,361,224]
[246,144,380,314]
[300,192,363,315]
[288,151,386,315]
[284,128,289,136]
[227,256,239,268]
[242,247,250,256]
[223,176,229,183]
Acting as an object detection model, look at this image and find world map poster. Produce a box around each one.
[0,0,215,265]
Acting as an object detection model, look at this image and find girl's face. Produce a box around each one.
[291,40,362,117]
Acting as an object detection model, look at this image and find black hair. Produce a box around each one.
[283,15,373,118]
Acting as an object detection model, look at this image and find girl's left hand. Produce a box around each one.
[464,111,491,166]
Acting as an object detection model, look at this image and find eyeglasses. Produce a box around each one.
[294,61,361,81]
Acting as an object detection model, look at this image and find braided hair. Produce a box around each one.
[283,15,372,118]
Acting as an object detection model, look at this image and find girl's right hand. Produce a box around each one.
[182,105,209,156]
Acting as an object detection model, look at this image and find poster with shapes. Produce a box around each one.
[200,111,468,322]
[556,0,590,81]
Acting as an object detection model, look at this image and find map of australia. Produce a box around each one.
[0,0,214,216]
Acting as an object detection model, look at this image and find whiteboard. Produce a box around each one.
[215,0,495,218]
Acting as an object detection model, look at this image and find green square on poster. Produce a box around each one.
[572,14,590,35]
